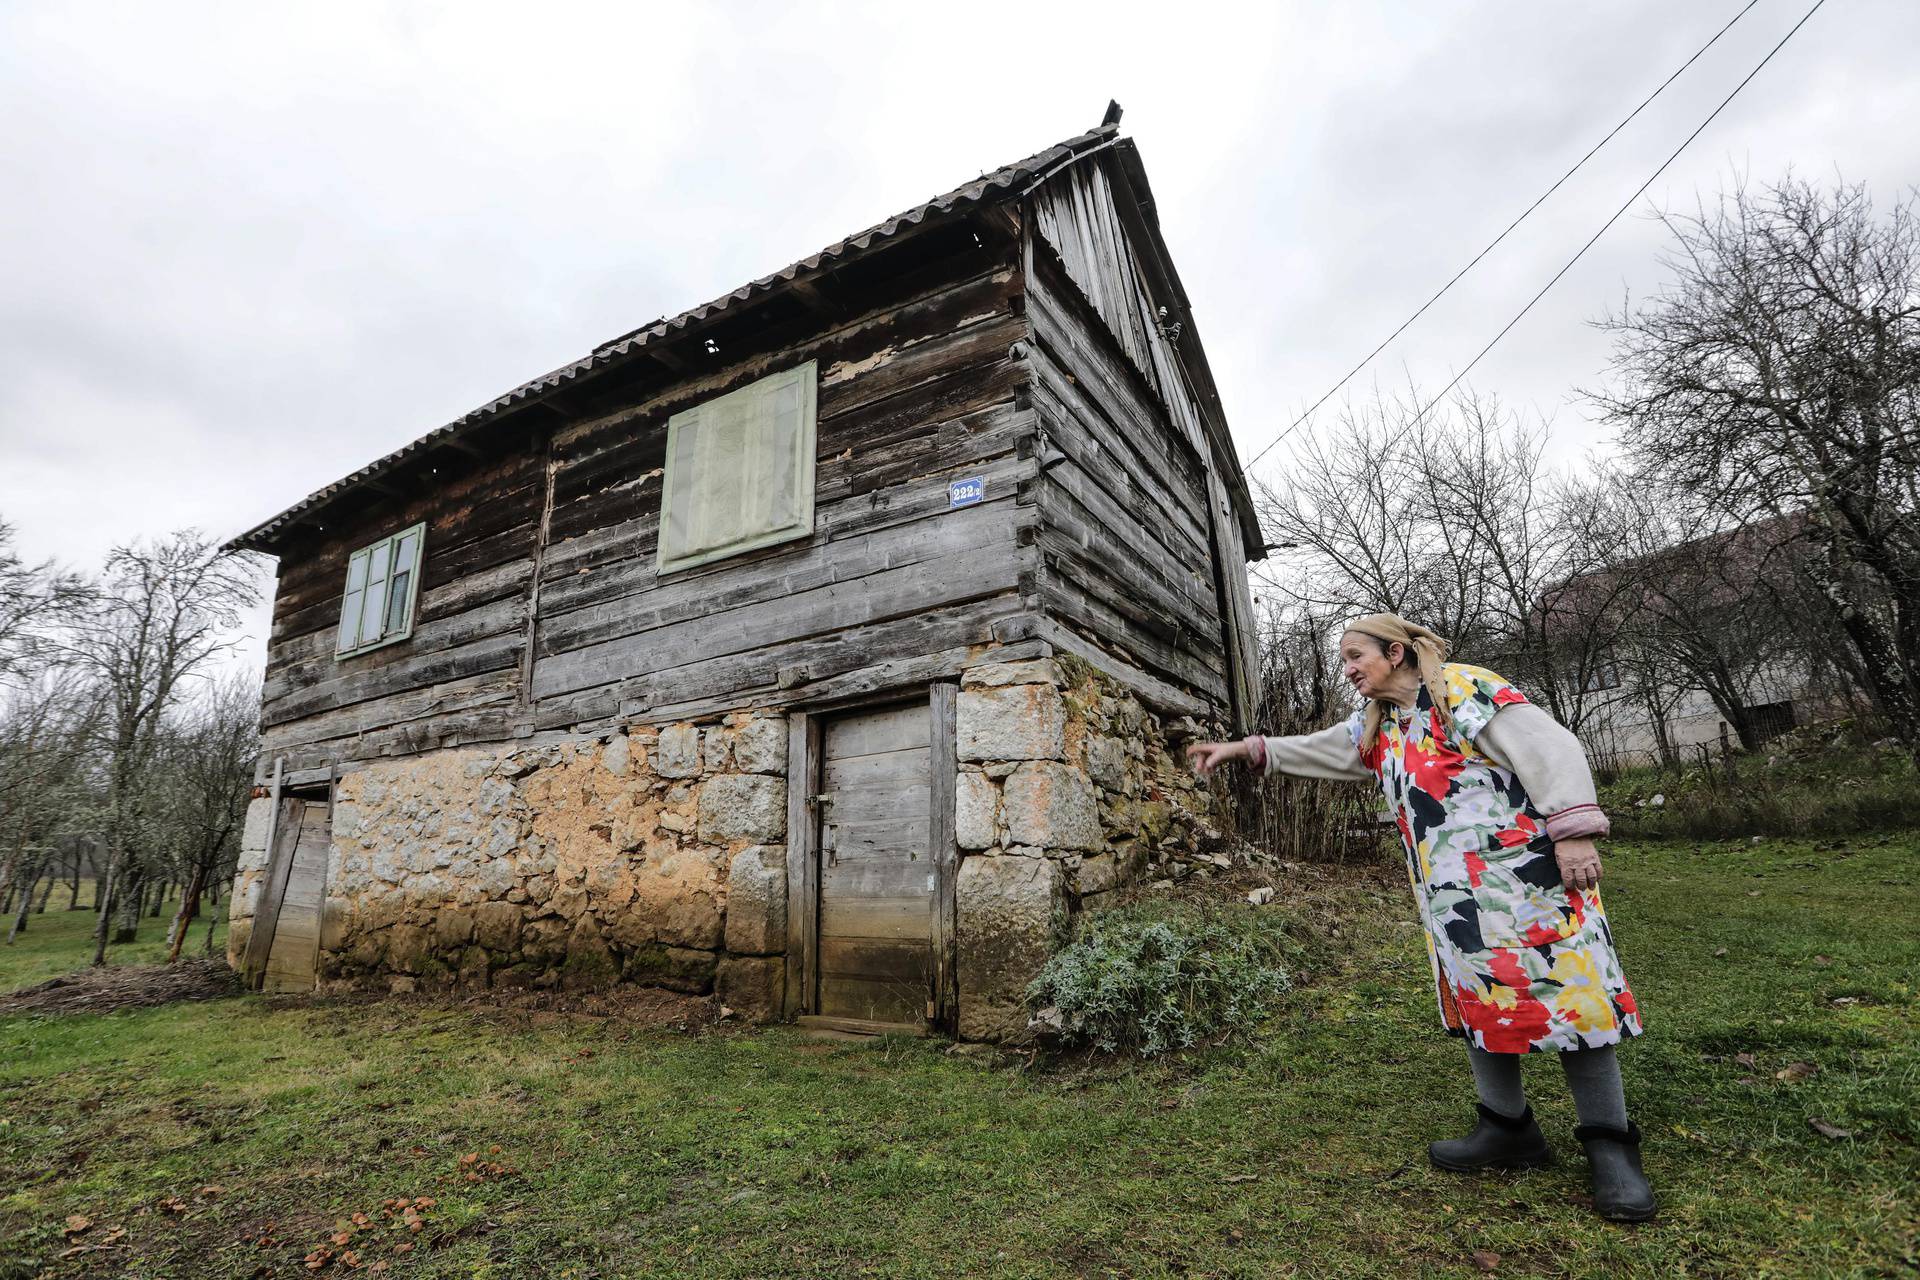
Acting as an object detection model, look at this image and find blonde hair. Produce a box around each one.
[1346,613,1452,751]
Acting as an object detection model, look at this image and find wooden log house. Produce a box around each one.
[225,115,1266,1038]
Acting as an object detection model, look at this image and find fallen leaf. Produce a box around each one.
[1734,1052,1757,1068]
[332,1231,353,1246]
[197,1185,226,1199]
[63,1214,92,1236]
[1471,1251,1501,1273]
[1809,1118,1854,1140]
[1713,947,1728,958]
[1221,1173,1259,1183]
[1831,996,1859,1006]
[1812,955,1833,966]
[1777,1061,1819,1083]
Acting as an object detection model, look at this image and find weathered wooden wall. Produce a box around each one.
[255,156,1261,776]
[259,245,1043,775]
[1024,157,1258,722]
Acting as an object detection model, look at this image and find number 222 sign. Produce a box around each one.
[948,476,985,509]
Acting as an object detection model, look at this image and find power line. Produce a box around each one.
[1245,0,1761,473]
[1399,0,1828,434]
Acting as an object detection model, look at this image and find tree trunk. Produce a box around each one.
[167,865,206,963]
[68,845,86,909]
[109,867,143,946]
[6,864,34,945]
[148,880,166,918]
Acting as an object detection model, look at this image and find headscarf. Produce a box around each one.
[1347,613,1452,752]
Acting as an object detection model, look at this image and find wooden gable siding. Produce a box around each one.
[1028,160,1259,727]
[258,256,1041,773]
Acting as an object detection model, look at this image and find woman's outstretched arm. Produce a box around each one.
[1187,723,1370,781]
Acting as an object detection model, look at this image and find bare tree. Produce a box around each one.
[147,673,259,961]
[0,673,103,942]
[0,518,89,688]
[1595,175,1920,759]
[57,532,258,965]
[1254,387,1647,729]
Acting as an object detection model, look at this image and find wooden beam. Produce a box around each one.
[786,277,842,320]
[928,681,958,1029]
[647,345,689,373]
[241,793,305,989]
[783,712,820,1019]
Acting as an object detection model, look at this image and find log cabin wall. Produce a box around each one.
[1022,155,1259,727]
[257,225,1043,778]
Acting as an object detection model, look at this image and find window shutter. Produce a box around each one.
[337,547,371,654]
[657,361,817,573]
[385,526,423,639]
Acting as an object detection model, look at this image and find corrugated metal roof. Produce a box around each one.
[224,123,1121,553]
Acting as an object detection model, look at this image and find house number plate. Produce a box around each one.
[948,476,984,508]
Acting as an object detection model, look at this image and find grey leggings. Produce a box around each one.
[1467,1044,1630,1130]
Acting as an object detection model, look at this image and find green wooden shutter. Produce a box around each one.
[657,361,817,573]
[337,546,372,654]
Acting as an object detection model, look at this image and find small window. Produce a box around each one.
[657,362,817,574]
[336,522,425,657]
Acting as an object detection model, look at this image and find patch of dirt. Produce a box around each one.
[0,956,243,1015]
[300,980,728,1035]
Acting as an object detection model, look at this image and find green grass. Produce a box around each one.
[0,883,228,990]
[3,839,1916,1278]
[1600,740,1920,839]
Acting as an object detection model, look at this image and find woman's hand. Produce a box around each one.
[1185,740,1250,776]
[1555,838,1603,894]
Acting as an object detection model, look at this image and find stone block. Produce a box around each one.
[655,725,702,778]
[241,796,274,859]
[733,717,787,774]
[386,924,431,975]
[957,684,1065,762]
[1002,762,1102,850]
[955,773,998,851]
[697,775,787,843]
[472,900,522,953]
[1087,736,1128,792]
[716,956,785,1022]
[432,907,475,951]
[602,734,632,778]
[724,845,787,955]
[623,944,718,994]
[457,946,491,988]
[955,854,1063,1041]
[560,919,620,991]
[962,658,1062,689]
[702,728,733,772]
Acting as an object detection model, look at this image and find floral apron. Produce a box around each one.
[1348,663,1643,1054]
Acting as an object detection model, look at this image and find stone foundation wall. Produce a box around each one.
[228,658,1230,1039]
[949,655,1227,1038]
[229,712,792,1018]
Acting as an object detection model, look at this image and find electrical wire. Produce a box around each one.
[1398,0,1828,435]
[1244,0,1762,472]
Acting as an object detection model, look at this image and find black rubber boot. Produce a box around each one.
[1428,1103,1552,1172]
[1575,1122,1657,1221]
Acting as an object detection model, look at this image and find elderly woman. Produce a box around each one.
[1187,614,1654,1222]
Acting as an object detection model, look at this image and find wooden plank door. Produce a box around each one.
[262,802,331,993]
[816,701,931,1027]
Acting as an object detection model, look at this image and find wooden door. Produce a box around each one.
[262,801,330,993]
[816,701,931,1026]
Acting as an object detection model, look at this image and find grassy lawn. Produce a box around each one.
[0,885,228,991]
[2,838,1915,1279]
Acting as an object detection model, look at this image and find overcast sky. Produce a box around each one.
[3,0,1914,677]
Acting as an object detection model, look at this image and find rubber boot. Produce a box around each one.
[1428,1103,1552,1172]
[1574,1122,1657,1222]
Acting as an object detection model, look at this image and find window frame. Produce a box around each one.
[335,521,427,659]
[656,361,818,575]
